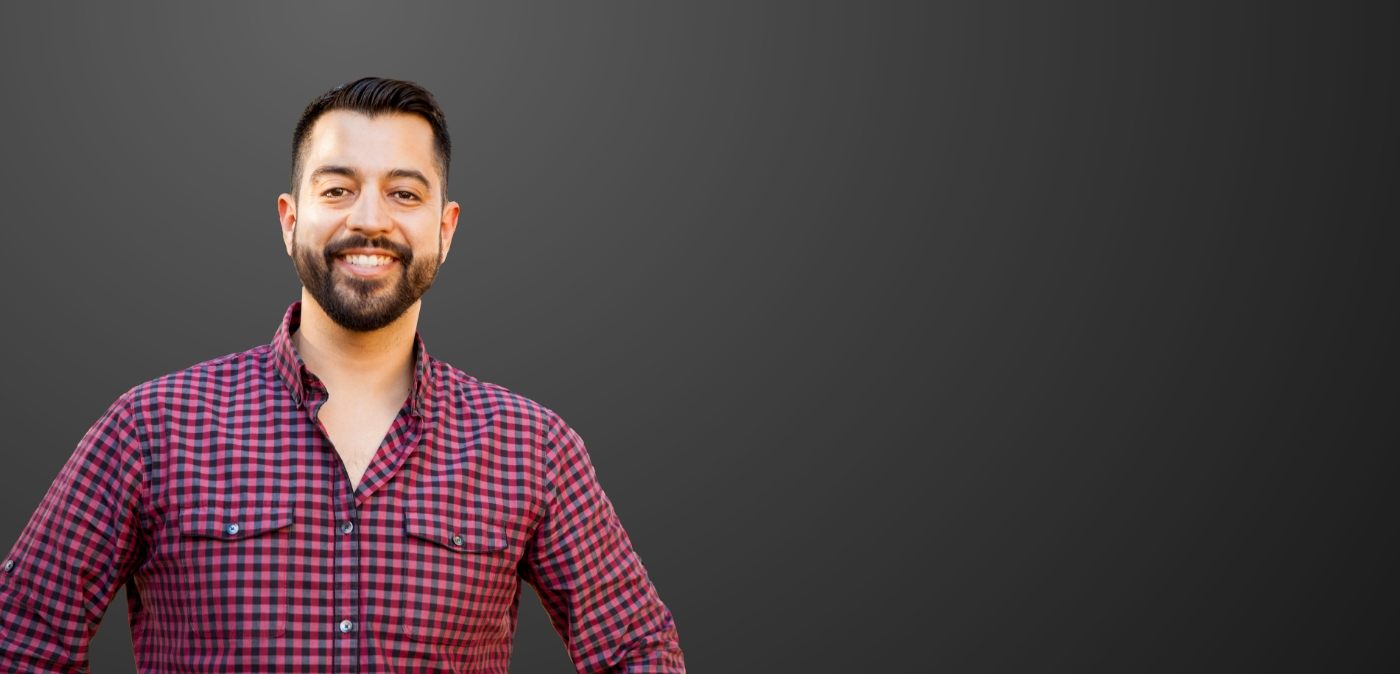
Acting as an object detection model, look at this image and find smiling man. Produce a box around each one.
[0,77,685,673]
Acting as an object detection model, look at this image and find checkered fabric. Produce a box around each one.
[0,301,684,673]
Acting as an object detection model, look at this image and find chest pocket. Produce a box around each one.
[399,509,515,647]
[177,505,296,641]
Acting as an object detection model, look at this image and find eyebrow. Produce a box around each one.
[309,165,356,183]
[386,168,432,189]
[309,165,434,191]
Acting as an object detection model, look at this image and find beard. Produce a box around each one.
[292,227,442,332]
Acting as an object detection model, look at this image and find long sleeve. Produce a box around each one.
[0,391,148,672]
[519,418,685,673]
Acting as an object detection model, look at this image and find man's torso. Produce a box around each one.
[121,305,560,671]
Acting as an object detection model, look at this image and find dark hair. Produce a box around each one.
[290,77,451,200]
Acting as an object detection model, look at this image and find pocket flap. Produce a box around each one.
[179,506,295,540]
[403,510,508,552]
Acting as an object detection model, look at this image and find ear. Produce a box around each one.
[438,199,461,264]
[277,193,297,256]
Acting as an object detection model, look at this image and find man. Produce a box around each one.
[0,77,685,673]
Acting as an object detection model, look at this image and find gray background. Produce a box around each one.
[1,1,1396,672]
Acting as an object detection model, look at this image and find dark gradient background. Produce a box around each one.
[1,2,1396,672]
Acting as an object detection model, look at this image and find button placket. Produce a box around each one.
[330,448,362,672]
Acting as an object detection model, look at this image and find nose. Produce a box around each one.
[346,188,393,237]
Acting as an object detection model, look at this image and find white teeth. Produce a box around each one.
[342,254,393,267]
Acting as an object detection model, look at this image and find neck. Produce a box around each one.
[290,289,419,399]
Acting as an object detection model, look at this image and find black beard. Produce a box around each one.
[292,230,441,332]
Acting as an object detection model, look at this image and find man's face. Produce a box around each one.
[277,111,460,332]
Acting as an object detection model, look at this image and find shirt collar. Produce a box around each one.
[270,301,436,418]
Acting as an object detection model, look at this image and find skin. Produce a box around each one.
[275,110,461,488]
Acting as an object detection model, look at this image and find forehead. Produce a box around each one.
[302,110,440,186]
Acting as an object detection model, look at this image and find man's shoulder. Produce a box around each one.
[432,358,569,439]
[124,343,273,404]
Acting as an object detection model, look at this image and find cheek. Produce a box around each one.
[406,224,440,255]
[290,216,337,250]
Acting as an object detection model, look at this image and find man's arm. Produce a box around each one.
[520,417,685,674]
[0,391,148,672]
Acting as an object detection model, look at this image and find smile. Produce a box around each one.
[341,254,395,267]
[336,254,398,276]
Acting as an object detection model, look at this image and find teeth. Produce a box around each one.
[342,254,394,267]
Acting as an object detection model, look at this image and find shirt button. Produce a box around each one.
[451,534,465,547]
[2,559,13,572]
[225,523,240,536]
[339,619,355,633]
[340,521,355,534]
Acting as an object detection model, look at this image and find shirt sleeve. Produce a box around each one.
[519,417,686,674]
[0,391,148,672]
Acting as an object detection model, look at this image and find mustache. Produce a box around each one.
[323,235,413,262]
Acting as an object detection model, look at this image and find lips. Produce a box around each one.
[339,253,395,267]
[325,240,409,279]
[335,253,398,277]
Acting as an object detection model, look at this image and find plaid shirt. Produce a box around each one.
[0,301,684,673]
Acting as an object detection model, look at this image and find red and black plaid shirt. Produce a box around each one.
[0,301,684,673]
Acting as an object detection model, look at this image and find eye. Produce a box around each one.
[393,191,420,201]
[321,187,351,198]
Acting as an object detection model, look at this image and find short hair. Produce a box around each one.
[290,77,451,200]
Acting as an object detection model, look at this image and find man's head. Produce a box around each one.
[277,77,461,332]
[290,77,452,201]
